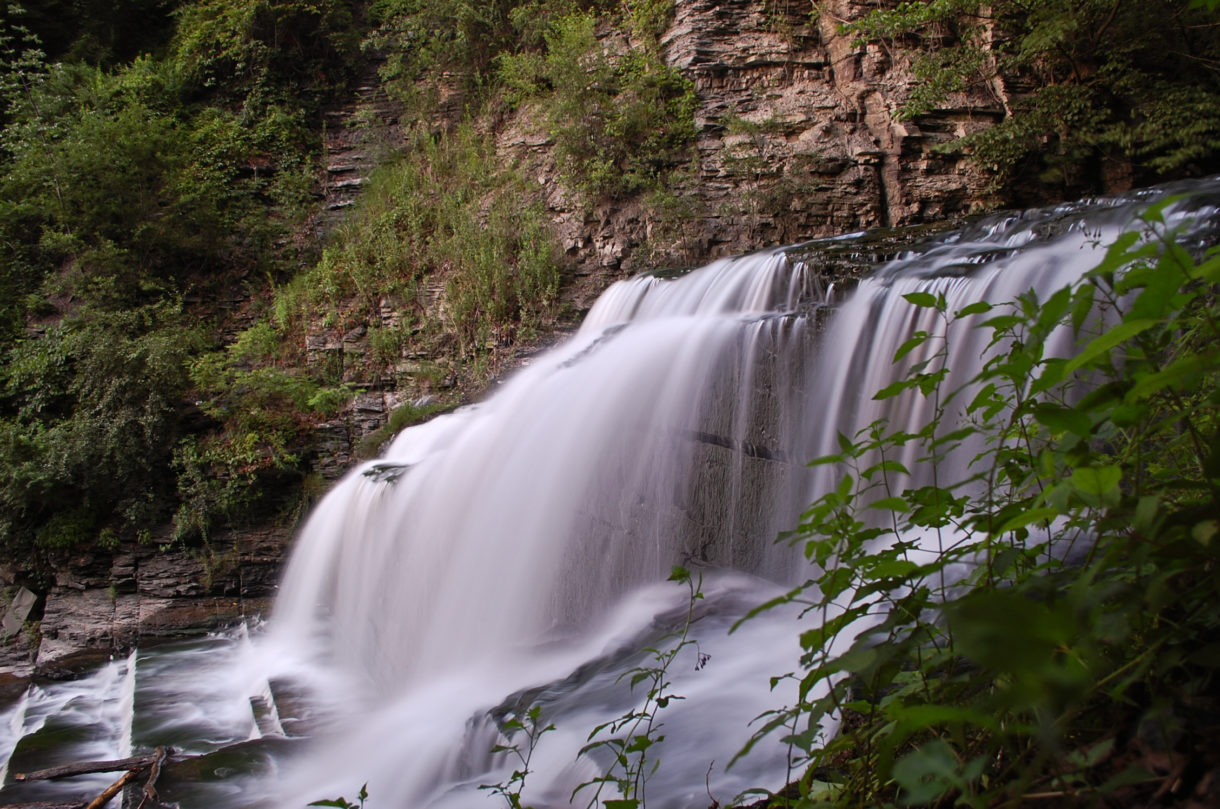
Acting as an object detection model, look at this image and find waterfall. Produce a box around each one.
[268,249,827,692]
[2,177,1217,809]
[0,688,30,785]
[261,177,1220,808]
[0,655,137,799]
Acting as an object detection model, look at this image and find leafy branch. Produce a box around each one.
[574,566,708,809]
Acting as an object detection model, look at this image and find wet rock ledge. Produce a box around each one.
[0,527,291,686]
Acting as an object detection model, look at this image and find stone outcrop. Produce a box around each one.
[1,528,290,681]
[296,0,1006,394]
[498,0,1001,294]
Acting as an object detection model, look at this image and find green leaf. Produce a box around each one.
[997,507,1060,533]
[1129,354,1214,399]
[1191,253,1220,282]
[1063,319,1159,375]
[874,378,914,400]
[1033,403,1091,436]
[868,496,908,512]
[955,300,992,317]
[893,331,929,362]
[1071,286,1097,333]
[981,313,1024,332]
[1066,737,1115,770]
[868,558,919,579]
[1192,518,1218,547]
[1068,465,1121,497]
[903,291,940,309]
[892,739,964,804]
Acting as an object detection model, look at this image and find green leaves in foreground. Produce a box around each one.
[309,783,368,809]
[743,204,1220,808]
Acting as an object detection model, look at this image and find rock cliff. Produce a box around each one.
[504,0,999,286]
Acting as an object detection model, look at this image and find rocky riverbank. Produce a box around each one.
[1,527,289,684]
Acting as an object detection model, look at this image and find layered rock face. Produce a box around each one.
[309,0,1007,386]
[506,0,1001,285]
[1,529,289,681]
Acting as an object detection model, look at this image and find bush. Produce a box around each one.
[172,0,359,99]
[498,7,697,199]
[743,203,1220,807]
[0,305,204,574]
[178,325,357,542]
[277,125,561,364]
[848,0,1220,196]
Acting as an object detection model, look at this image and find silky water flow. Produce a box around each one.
[2,177,1217,809]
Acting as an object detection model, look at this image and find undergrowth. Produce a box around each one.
[275,124,561,368]
[738,198,1220,807]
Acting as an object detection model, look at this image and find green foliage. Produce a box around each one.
[848,0,1220,194]
[369,0,693,199]
[278,125,561,362]
[574,567,707,809]
[0,54,316,332]
[171,0,359,100]
[740,204,1220,807]
[497,7,697,199]
[0,304,205,574]
[481,705,557,809]
[177,323,356,541]
[0,0,346,574]
[0,63,215,310]
[8,0,177,67]
[369,0,523,101]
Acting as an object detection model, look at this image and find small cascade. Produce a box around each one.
[129,622,289,753]
[0,656,137,801]
[116,648,138,759]
[0,688,31,784]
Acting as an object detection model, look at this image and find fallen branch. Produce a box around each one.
[135,746,169,809]
[10,746,175,809]
[83,769,141,809]
[12,750,171,783]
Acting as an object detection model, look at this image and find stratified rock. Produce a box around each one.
[35,590,136,676]
[497,0,998,309]
[22,527,293,679]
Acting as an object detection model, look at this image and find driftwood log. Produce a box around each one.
[8,746,173,809]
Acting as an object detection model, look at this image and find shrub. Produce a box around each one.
[172,0,359,99]
[0,305,204,574]
[277,125,561,365]
[847,0,1220,196]
[498,7,697,199]
[742,203,1220,807]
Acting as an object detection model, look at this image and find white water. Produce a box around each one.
[0,653,136,802]
[257,179,1220,808]
[3,177,1217,809]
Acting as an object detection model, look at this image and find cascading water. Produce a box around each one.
[0,652,137,802]
[256,177,1220,808]
[2,177,1217,809]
